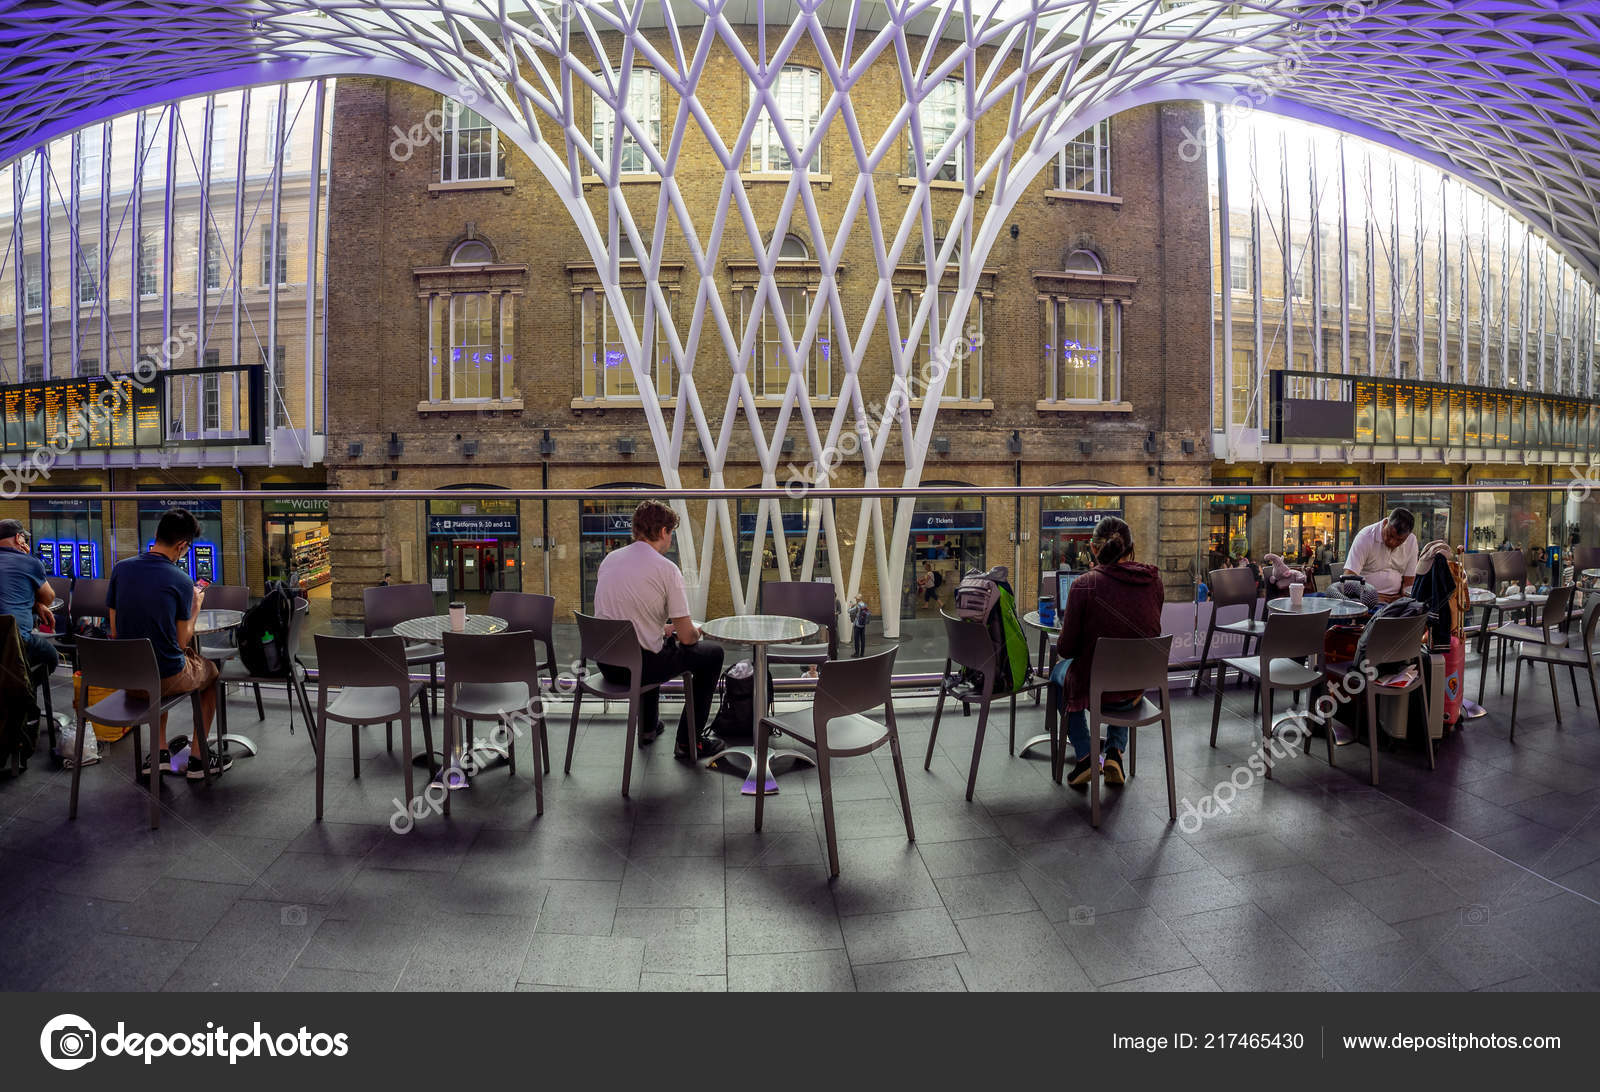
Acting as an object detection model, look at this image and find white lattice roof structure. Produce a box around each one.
[3,0,1598,624]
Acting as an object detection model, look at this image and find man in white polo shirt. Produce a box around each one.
[1341,507,1419,603]
[594,499,726,760]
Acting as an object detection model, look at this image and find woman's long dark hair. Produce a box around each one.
[1091,516,1134,566]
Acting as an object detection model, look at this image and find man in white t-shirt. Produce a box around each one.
[1341,508,1419,602]
[594,500,726,760]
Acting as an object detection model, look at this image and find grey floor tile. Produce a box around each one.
[278,966,399,991]
[1099,966,1222,992]
[1128,866,1250,921]
[727,866,843,956]
[296,917,426,978]
[397,912,537,991]
[618,855,726,908]
[242,851,364,906]
[952,911,1093,992]
[728,950,855,992]
[1343,868,1468,924]
[1314,939,1469,991]
[162,899,327,991]
[841,906,965,965]
[612,906,727,976]
[110,877,248,941]
[830,837,943,918]
[917,837,1022,879]
[519,933,645,991]
[852,955,967,992]
[1167,903,1336,991]
[1054,906,1198,987]
[639,973,728,991]
[533,880,618,935]
[933,871,1038,919]
[38,933,196,992]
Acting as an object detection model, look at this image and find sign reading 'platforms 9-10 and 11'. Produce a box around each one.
[0,365,264,453]
[1271,370,1600,454]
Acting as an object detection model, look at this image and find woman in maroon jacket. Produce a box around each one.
[1051,517,1165,787]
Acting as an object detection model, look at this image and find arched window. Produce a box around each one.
[778,234,809,260]
[1065,249,1102,273]
[451,239,493,266]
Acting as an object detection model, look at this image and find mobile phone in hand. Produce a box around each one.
[196,578,212,591]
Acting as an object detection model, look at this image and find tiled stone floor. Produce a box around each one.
[3,660,1599,992]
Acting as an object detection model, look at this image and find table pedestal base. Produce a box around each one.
[1017,734,1054,760]
[708,746,816,795]
[215,734,258,757]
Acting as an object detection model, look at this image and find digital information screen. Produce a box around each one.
[1309,377,1594,457]
[0,368,257,454]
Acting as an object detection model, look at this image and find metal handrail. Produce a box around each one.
[16,482,1591,501]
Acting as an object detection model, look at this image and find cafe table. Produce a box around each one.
[1017,610,1063,764]
[1266,596,1369,619]
[191,609,254,757]
[699,614,819,795]
[392,613,509,781]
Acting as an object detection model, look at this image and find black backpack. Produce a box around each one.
[237,582,293,677]
[707,660,772,744]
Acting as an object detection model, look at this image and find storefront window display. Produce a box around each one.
[902,487,984,621]
[263,496,331,598]
[1280,484,1358,570]
[1207,485,1254,574]
[1548,487,1600,580]
[1468,480,1537,553]
[736,495,829,578]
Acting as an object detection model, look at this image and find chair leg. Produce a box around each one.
[924,686,948,771]
[754,716,769,832]
[888,723,915,843]
[402,711,419,814]
[565,686,583,775]
[963,698,993,803]
[1548,663,1563,727]
[386,722,393,753]
[1365,689,1380,786]
[351,722,361,778]
[1260,686,1273,781]
[1128,725,1137,779]
[430,663,439,715]
[68,711,88,819]
[1587,667,1600,728]
[149,716,164,829]
[1196,625,1216,694]
[1209,677,1224,748]
[1509,654,1521,742]
[620,697,638,798]
[530,702,544,816]
[253,682,265,721]
[1161,710,1176,822]
[1089,717,1102,829]
[315,710,328,821]
[816,752,840,876]
[1008,694,1016,756]
[1570,666,1582,708]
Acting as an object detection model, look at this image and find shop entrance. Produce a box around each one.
[581,486,675,612]
[1280,491,1356,569]
[262,496,331,604]
[901,487,984,621]
[430,538,514,602]
[1207,492,1254,574]
[1038,490,1123,574]
[426,493,521,613]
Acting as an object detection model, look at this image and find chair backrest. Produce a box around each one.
[45,576,71,609]
[70,577,110,618]
[1088,636,1172,705]
[1358,614,1428,666]
[1458,552,1493,590]
[1536,585,1576,639]
[759,581,839,642]
[1577,596,1600,656]
[1260,609,1330,662]
[1207,566,1259,611]
[814,647,896,726]
[1573,546,1600,574]
[74,635,162,697]
[313,633,410,692]
[1490,549,1527,588]
[201,584,249,612]
[285,598,310,660]
[363,583,434,635]
[443,629,541,690]
[572,611,642,674]
[488,591,555,642]
[941,612,995,676]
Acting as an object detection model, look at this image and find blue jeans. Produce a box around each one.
[21,629,59,677]
[1049,658,1134,761]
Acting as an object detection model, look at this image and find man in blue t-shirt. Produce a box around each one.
[107,508,228,779]
[0,518,59,676]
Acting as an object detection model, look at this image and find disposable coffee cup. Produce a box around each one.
[1038,596,1056,626]
[1289,582,1304,608]
[449,601,467,632]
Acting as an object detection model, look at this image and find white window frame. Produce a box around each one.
[78,242,98,304]
[137,233,158,298]
[1047,297,1122,403]
[23,252,43,312]
[1229,237,1251,292]
[439,99,503,183]
[581,287,667,400]
[749,67,824,175]
[908,77,963,183]
[78,128,102,191]
[905,290,983,401]
[260,224,288,286]
[205,227,223,291]
[1056,119,1111,194]
[591,67,662,175]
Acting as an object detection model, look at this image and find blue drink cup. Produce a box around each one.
[1038,596,1056,627]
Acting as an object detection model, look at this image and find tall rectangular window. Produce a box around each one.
[264,345,288,428]
[451,293,495,400]
[78,128,102,189]
[440,100,504,182]
[24,253,43,312]
[591,68,662,174]
[752,287,831,399]
[210,102,232,171]
[749,67,824,174]
[1291,245,1308,298]
[78,243,98,304]
[907,290,983,400]
[260,224,288,285]
[1048,298,1121,403]
[1057,119,1111,194]
[908,78,963,182]
[202,349,221,431]
[205,227,222,290]
[138,233,158,297]
[581,288,667,400]
[78,357,101,378]
[1229,237,1251,292]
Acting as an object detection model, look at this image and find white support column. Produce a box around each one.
[98,121,110,377]
[69,132,80,372]
[38,143,51,379]
[130,108,145,372]
[266,83,287,461]
[304,79,327,457]
[196,97,214,380]
[231,89,249,435]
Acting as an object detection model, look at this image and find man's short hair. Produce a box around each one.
[0,518,24,541]
[1386,507,1415,538]
[155,508,201,546]
[632,499,678,542]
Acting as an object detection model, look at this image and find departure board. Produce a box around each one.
[1394,385,1412,445]
[1355,382,1375,444]
[0,367,257,454]
[1375,384,1395,444]
[1430,388,1448,444]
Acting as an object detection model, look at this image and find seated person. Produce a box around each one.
[1052,517,1164,788]
[593,500,726,760]
[107,508,229,779]
[1341,507,1418,604]
[0,518,59,680]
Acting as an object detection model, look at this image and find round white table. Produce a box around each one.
[1267,596,1369,619]
[1018,611,1062,764]
[699,614,819,796]
[392,613,508,642]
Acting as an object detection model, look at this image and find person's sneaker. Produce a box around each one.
[637,720,665,748]
[186,753,233,780]
[1066,755,1095,788]
[675,727,727,762]
[1102,749,1126,786]
[140,750,173,777]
